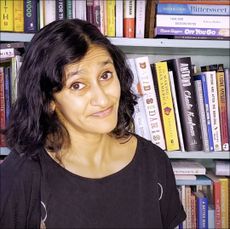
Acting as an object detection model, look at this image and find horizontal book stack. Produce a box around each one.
[128,55,230,152]
[155,0,230,40]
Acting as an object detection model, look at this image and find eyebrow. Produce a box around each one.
[66,58,114,80]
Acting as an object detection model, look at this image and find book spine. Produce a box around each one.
[115,0,123,37]
[155,27,230,37]
[135,0,146,38]
[155,62,180,151]
[0,48,15,60]
[185,186,192,228]
[135,56,166,150]
[204,71,222,151]
[75,0,87,21]
[56,0,66,20]
[0,67,6,147]
[106,0,116,37]
[169,71,185,151]
[99,0,105,35]
[157,3,230,15]
[128,59,151,140]
[191,194,197,229]
[13,0,24,32]
[86,0,94,24]
[0,0,13,32]
[3,66,11,126]
[167,57,202,151]
[156,14,229,29]
[194,76,209,151]
[195,194,208,229]
[216,65,229,151]
[103,0,108,36]
[123,0,135,38]
[39,0,45,29]
[44,0,56,26]
[66,0,73,19]
[224,68,230,144]
[24,0,38,32]
[158,0,230,5]
[93,0,101,31]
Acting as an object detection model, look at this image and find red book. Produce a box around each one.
[123,0,135,38]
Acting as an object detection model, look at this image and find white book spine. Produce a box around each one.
[72,0,76,18]
[75,0,87,20]
[168,71,185,152]
[99,0,105,35]
[115,0,123,37]
[156,14,230,29]
[134,56,166,150]
[44,0,56,26]
[39,0,45,29]
[127,59,151,140]
[194,79,209,151]
[205,71,222,151]
[135,0,146,38]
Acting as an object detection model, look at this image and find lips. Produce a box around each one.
[91,106,113,118]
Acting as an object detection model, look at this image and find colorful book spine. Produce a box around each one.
[167,57,202,151]
[0,0,13,31]
[135,0,146,38]
[3,66,11,126]
[155,27,230,37]
[92,0,101,31]
[123,0,135,38]
[156,14,230,28]
[13,0,24,32]
[157,3,230,15]
[135,56,166,150]
[115,0,123,37]
[24,0,38,32]
[0,67,6,146]
[56,0,66,20]
[154,62,180,151]
[225,68,230,144]
[66,0,73,19]
[106,0,115,37]
[158,0,230,5]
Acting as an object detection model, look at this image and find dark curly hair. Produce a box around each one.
[3,19,137,155]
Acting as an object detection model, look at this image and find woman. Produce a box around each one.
[0,19,186,228]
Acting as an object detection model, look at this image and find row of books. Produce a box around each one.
[172,160,229,229]
[128,56,230,152]
[1,0,229,40]
[155,0,230,39]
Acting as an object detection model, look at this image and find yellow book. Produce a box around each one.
[155,61,180,151]
[13,0,24,32]
[106,0,115,37]
[0,0,14,31]
[219,177,229,228]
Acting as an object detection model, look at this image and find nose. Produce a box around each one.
[90,84,109,107]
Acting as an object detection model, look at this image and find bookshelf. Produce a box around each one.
[1,32,230,161]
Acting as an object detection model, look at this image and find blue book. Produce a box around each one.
[176,175,212,186]
[157,3,230,16]
[3,66,11,126]
[24,0,38,32]
[194,191,208,229]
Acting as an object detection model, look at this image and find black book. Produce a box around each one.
[166,57,202,151]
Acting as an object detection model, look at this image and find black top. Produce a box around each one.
[0,135,186,228]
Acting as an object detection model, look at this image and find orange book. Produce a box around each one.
[123,0,135,38]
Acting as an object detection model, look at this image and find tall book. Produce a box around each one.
[154,61,180,151]
[115,0,123,37]
[134,56,166,150]
[135,0,146,38]
[0,0,13,31]
[73,0,86,20]
[13,0,24,32]
[66,0,73,19]
[0,67,6,147]
[24,0,38,32]
[224,68,230,144]
[44,0,56,26]
[123,0,135,38]
[92,0,101,31]
[106,0,116,37]
[166,57,202,151]
[56,0,66,20]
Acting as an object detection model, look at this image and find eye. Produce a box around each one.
[70,82,86,90]
[100,71,113,81]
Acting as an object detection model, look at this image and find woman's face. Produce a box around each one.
[52,45,121,137]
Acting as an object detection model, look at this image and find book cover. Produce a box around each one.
[115,0,123,37]
[13,0,24,32]
[56,0,66,20]
[224,68,230,145]
[193,75,209,151]
[106,0,116,37]
[154,62,180,151]
[0,0,13,31]
[24,0,38,32]
[144,0,157,38]
[123,0,135,38]
[166,57,202,151]
[171,160,206,175]
[157,3,230,15]
[135,0,146,38]
[134,56,166,150]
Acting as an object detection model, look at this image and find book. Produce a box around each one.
[56,0,66,20]
[0,67,6,147]
[115,0,123,37]
[135,0,146,38]
[157,3,230,15]
[123,0,135,38]
[171,160,206,175]
[134,56,166,150]
[106,0,116,37]
[158,0,230,5]
[128,58,151,141]
[73,0,87,20]
[175,174,197,181]
[66,0,73,19]
[144,0,157,38]
[0,0,13,32]
[154,61,180,151]
[185,186,192,228]
[24,0,38,32]
[44,0,56,26]
[193,75,209,151]
[92,0,101,31]
[224,68,230,145]
[13,0,24,32]
[166,57,202,151]
[215,160,230,176]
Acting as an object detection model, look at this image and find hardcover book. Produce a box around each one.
[166,57,202,151]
